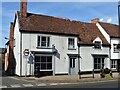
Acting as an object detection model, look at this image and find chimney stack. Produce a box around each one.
[20,0,27,17]
[9,22,14,50]
[91,18,99,24]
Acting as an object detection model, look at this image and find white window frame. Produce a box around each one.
[111,60,117,70]
[37,36,50,48]
[68,38,75,49]
[94,57,104,70]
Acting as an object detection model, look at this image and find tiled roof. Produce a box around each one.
[99,22,119,38]
[17,11,109,45]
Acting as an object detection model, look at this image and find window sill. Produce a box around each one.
[36,47,51,49]
[113,52,119,53]
[68,48,76,50]
[94,48,102,50]
[39,69,53,71]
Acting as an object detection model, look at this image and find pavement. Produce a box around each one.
[1,72,119,88]
[15,72,120,83]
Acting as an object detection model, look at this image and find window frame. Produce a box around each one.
[35,55,52,70]
[37,36,50,48]
[68,38,75,49]
[113,44,119,53]
[94,57,104,70]
[111,60,117,69]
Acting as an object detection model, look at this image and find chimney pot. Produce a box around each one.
[91,18,99,23]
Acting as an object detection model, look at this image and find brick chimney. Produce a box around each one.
[91,18,99,23]
[20,0,27,17]
[7,22,15,75]
[9,22,14,51]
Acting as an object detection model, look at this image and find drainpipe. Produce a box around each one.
[109,38,111,70]
[78,45,81,79]
[20,32,22,76]
[78,40,81,79]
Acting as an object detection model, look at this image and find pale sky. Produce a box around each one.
[0,1,119,48]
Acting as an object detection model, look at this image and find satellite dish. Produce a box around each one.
[99,18,104,22]
[107,18,112,23]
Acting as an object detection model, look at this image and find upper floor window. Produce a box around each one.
[37,36,50,48]
[113,44,120,53]
[68,38,75,49]
[94,41,102,49]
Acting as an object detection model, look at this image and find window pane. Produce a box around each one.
[73,59,75,68]
[102,58,104,63]
[70,58,72,68]
[98,58,101,63]
[41,56,46,62]
[42,36,46,41]
[41,37,46,47]
[37,36,40,46]
[47,37,50,47]
[94,64,97,69]
[68,38,74,48]
[94,58,97,63]
[47,63,52,69]
[35,56,40,62]
[41,63,46,69]
[94,41,101,49]
[47,56,52,62]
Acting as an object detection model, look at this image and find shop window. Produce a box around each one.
[35,56,52,70]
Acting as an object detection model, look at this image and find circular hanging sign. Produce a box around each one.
[23,49,29,56]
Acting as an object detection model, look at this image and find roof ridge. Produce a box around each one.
[99,21,118,26]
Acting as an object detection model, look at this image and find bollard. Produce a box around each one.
[78,70,81,79]
[92,69,94,78]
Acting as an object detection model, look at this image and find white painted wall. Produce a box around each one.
[111,38,120,59]
[21,33,78,76]
[14,15,21,76]
[80,46,110,71]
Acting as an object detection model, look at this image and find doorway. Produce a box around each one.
[69,57,78,75]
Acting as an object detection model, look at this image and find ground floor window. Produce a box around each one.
[111,60,117,69]
[35,55,52,70]
[94,57,104,70]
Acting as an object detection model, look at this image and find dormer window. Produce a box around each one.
[94,41,102,49]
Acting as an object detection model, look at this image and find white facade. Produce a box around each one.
[80,46,110,72]
[14,15,21,75]
[110,38,120,59]
[96,22,120,71]
[13,15,111,76]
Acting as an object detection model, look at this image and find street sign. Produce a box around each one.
[23,49,29,56]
